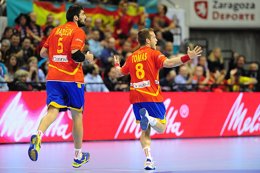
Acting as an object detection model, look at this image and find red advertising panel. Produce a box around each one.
[0,92,259,143]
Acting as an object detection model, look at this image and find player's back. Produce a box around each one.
[45,22,86,83]
[122,46,166,103]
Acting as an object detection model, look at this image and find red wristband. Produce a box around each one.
[114,63,120,67]
[181,55,191,63]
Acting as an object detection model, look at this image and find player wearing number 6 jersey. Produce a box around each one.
[114,28,202,170]
[28,5,94,168]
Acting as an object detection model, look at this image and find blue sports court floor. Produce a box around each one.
[1,137,260,173]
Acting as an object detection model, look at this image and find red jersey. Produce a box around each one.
[44,22,86,83]
[121,46,167,103]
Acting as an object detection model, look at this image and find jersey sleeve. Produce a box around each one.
[153,50,167,69]
[71,28,86,51]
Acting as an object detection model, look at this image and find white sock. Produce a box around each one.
[143,147,152,160]
[74,148,82,159]
[144,111,157,126]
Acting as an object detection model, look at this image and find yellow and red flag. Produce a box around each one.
[33,1,66,26]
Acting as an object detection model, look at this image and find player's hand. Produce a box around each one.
[187,46,202,59]
[113,55,120,66]
[85,51,94,63]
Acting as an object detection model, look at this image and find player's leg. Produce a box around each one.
[66,82,90,168]
[139,102,166,134]
[28,81,63,161]
[133,103,156,170]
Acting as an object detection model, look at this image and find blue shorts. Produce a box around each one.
[46,81,85,112]
[133,102,166,124]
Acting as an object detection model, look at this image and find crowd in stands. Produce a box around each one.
[0,0,259,92]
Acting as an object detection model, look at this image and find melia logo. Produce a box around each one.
[220,93,260,136]
[0,92,72,142]
[194,1,208,19]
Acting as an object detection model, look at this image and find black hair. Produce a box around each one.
[162,4,168,15]
[66,4,84,22]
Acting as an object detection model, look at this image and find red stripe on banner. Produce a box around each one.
[34,1,65,13]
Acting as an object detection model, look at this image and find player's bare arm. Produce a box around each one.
[163,46,202,68]
[40,47,49,58]
[113,55,123,76]
[71,49,94,63]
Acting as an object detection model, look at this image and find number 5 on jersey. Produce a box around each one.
[57,37,63,54]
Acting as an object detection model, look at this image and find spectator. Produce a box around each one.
[5,54,19,82]
[100,37,118,67]
[41,13,55,31]
[225,55,246,80]
[208,47,225,73]
[114,1,136,38]
[16,37,35,65]
[9,33,22,56]
[1,27,14,41]
[36,25,54,56]
[82,16,93,35]
[14,13,30,40]
[84,64,109,92]
[149,4,175,42]
[192,65,210,91]
[10,69,32,91]
[27,12,43,46]
[174,65,192,91]
[227,68,257,92]
[0,39,11,62]
[104,66,128,91]
[160,69,176,91]
[87,29,104,58]
[162,41,173,57]
[93,18,105,41]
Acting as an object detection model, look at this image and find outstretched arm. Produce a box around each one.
[163,46,202,68]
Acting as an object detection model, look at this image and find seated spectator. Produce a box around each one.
[160,69,176,91]
[87,29,104,58]
[0,39,11,61]
[9,69,33,91]
[16,37,35,65]
[104,66,129,91]
[227,68,257,92]
[162,41,173,57]
[100,37,118,67]
[174,65,192,91]
[5,54,20,82]
[226,55,246,80]
[84,64,109,92]
[192,65,210,91]
[208,47,225,73]
[1,27,14,41]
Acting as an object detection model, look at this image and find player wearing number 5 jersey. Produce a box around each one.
[114,28,202,170]
[28,5,94,168]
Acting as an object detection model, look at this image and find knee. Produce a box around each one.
[157,125,166,134]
